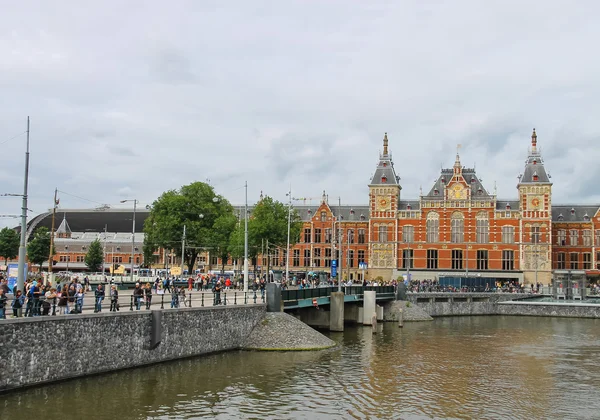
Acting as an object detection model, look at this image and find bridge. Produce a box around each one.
[281,286,396,309]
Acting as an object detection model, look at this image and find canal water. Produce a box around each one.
[3,316,600,419]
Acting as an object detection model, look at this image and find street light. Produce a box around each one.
[285,187,292,287]
[120,199,138,283]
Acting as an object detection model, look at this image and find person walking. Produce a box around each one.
[94,284,105,312]
[144,283,152,309]
[110,285,119,312]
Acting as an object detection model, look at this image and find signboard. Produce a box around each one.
[331,260,337,277]
[170,267,182,276]
[359,262,368,270]
[7,263,27,292]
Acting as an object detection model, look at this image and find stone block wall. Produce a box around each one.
[0,305,265,392]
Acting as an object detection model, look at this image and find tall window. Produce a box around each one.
[426,212,440,243]
[358,229,366,244]
[348,250,355,268]
[477,250,488,270]
[596,231,600,247]
[325,248,332,267]
[451,212,464,243]
[304,228,311,243]
[402,249,413,269]
[427,249,438,269]
[325,228,332,244]
[502,250,514,271]
[348,229,355,244]
[476,212,489,243]
[557,229,567,246]
[452,250,463,269]
[313,248,321,267]
[597,251,600,270]
[531,226,541,244]
[582,230,592,246]
[273,249,280,266]
[303,249,311,267]
[569,252,579,269]
[320,211,327,222]
[378,225,388,243]
[358,250,365,264]
[502,226,515,244]
[556,252,566,269]
[293,250,300,267]
[314,229,322,243]
[569,229,579,246]
[403,225,414,243]
[583,253,592,270]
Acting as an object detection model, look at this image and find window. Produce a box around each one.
[358,250,365,264]
[583,230,592,246]
[477,250,488,270]
[569,252,579,270]
[569,229,578,246]
[531,226,541,244]
[597,252,600,270]
[273,249,280,266]
[557,229,566,246]
[60,255,69,262]
[304,228,311,243]
[314,229,322,243]
[198,255,207,264]
[325,228,332,244]
[502,226,514,244]
[76,256,85,263]
[597,231,600,247]
[403,225,414,243]
[348,229,355,244]
[556,252,566,270]
[293,250,300,267]
[378,225,388,243]
[476,212,489,243]
[313,248,321,267]
[348,250,355,268]
[402,249,413,269]
[303,249,311,267]
[358,229,366,244]
[325,248,332,267]
[502,250,514,271]
[452,250,463,269]
[427,249,438,269]
[426,212,439,243]
[112,256,122,263]
[451,212,464,243]
[583,253,592,270]
[320,211,327,222]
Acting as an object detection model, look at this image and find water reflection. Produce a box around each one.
[3,316,600,419]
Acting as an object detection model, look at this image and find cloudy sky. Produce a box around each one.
[2,0,599,227]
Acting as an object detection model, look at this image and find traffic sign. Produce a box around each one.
[359,262,368,270]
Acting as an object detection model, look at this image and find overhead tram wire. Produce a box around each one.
[0,131,27,146]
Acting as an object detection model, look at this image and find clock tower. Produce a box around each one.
[368,133,401,280]
[518,129,553,284]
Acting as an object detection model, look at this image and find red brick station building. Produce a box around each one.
[26,130,600,285]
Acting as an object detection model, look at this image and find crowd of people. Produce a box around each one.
[407,279,545,293]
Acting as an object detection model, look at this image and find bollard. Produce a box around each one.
[398,308,404,328]
[130,295,134,311]
[234,292,237,305]
[189,293,192,307]
[52,297,57,316]
[201,293,204,307]
[160,294,164,309]
[244,292,248,305]
[253,293,257,304]
[223,292,227,306]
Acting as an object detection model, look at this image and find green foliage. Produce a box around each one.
[144,181,237,274]
[27,227,52,270]
[406,302,411,308]
[142,239,155,268]
[84,239,104,272]
[0,227,20,264]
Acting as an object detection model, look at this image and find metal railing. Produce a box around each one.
[281,285,396,303]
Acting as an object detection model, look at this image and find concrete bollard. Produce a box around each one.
[398,308,404,328]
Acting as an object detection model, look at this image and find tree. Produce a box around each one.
[85,239,104,272]
[0,227,20,265]
[143,181,237,275]
[27,227,52,271]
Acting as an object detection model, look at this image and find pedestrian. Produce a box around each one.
[144,283,152,309]
[75,287,84,313]
[133,283,143,310]
[213,280,222,305]
[171,287,179,308]
[0,289,7,319]
[11,290,24,318]
[94,284,105,312]
[110,285,119,312]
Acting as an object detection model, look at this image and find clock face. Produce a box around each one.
[529,195,543,210]
[376,195,391,211]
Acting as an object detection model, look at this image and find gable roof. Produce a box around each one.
[552,205,599,222]
[425,168,491,199]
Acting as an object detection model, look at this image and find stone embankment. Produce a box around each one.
[383,301,433,322]
[244,312,336,351]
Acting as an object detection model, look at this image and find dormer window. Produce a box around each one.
[571,208,575,215]
[307,209,312,215]
[407,204,412,210]
[360,214,365,220]
[505,203,511,210]
[477,188,483,195]
[533,159,537,165]
[441,177,445,183]
[81,246,87,251]
[320,211,326,222]
[471,177,476,183]
[340,215,344,220]
[383,162,387,167]
[434,189,439,196]
[584,213,590,221]
[116,247,121,251]
[532,171,538,181]
[350,209,355,215]
[558,213,564,221]
[381,176,387,183]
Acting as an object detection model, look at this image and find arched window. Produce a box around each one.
[426,212,440,243]
[451,212,464,243]
[476,211,489,243]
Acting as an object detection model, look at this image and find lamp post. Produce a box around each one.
[65,245,70,273]
[16,117,31,292]
[244,181,249,292]
[285,186,291,287]
[120,199,138,283]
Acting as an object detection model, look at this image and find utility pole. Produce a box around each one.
[102,225,107,279]
[17,117,30,293]
[131,200,136,283]
[285,185,291,286]
[243,181,249,292]
[180,225,186,281]
[47,188,58,284]
[338,197,342,292]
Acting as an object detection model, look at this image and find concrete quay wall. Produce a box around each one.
[0,305,266,392]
